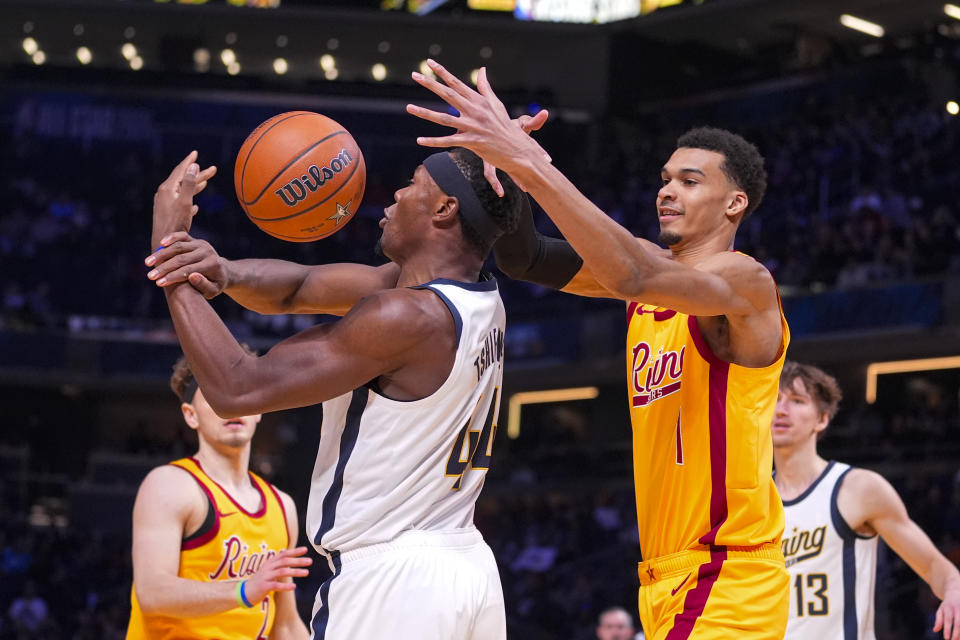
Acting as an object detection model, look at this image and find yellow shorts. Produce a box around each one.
[637,543,788,640]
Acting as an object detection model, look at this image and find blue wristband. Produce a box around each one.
[239,580,254,608]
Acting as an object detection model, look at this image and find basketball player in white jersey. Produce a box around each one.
[772,361,960,640]
[147,147,524,640]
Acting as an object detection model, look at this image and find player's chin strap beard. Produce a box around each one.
[423,152,500,248]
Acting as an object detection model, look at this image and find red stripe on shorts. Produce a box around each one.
[664,547,727,639]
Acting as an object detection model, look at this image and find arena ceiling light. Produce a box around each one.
[839,14,885,38]
[76,46,92,65]
[319,54,335,72]
[221,49,236,66]
[121,42,138,61]
[32,50,46,65]
[130,55,143,71]
[22,37,38,55]
[273,57,288,75]
[865,355,960,403]
[324,68,339,80]
[945,4,960,20]
[948,101,960,115]
[371,63,387,81]
[507,386,599,439]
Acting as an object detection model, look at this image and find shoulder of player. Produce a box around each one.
[839,467,904,517]
[634,237,672,258]
[700,252,778,308]
[340,286,451,341]
[135,465,206,516]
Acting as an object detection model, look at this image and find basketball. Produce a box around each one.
[233,111,366,242]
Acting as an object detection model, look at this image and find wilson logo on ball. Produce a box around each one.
[274,149,355,207]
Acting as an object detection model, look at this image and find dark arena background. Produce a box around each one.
[1,0,959,638]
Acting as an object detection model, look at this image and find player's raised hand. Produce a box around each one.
[145,231,229,297]
[241,547,313,606]
[934,588,960,640]
[483,109,551,197]
[407,61,550,183]
[152,151,217,249]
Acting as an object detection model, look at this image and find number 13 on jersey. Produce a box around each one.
[445,387,501,490]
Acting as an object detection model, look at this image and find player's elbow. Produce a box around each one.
[134,583,167,616]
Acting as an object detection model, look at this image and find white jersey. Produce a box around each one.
[781,461,878,640]
[306,276,505,558]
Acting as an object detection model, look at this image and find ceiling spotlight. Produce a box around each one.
[480,46,493,59]
[76,46,92,65]
[22,37,38,55]
[227,61,241,76]
[225,32,237,45]
[378,41,390,53]
[371,63,387,81]
[419,59,436,78]
[193,48,210,65]
[221,48,236,66]
[273,57,288,74]
[130,55,143,70]
[327,38,339,50]
[839,14,885,38]
[428,43,442,56]
[121,42,137,61]
[23,21,34,34]
[324,68,338,80]
[946,4,960,20]
[470,68,480,85]
[124,26,136,39]
[73,24,84,36]
[320,54,335,71]
[947,101,960,116]
[32,50,46,65]
[276,34,288,48]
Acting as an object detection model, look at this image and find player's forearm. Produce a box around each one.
[928,557,960,600]
[269,617,311,640]
[136,576,245,617]
[514,159,657,299]
[223,258,314,314]
[164,283,259,416]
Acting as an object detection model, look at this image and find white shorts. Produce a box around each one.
[310,528,505,640]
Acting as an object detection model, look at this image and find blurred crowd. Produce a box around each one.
[2,60,960,336]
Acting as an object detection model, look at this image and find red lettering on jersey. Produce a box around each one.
[631,342,684,407]
[209,538,278,580]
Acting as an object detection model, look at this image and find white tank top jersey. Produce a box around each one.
[780,461,879,640]
[306,276,505,560]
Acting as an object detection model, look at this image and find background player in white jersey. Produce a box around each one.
[147,147,524,640]
[772,360,960,640]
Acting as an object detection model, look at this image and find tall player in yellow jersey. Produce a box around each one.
[126,353,312,640]
[409,61,790,639]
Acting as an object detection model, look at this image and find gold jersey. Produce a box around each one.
[127,457,290,640]
[626,290,789,561]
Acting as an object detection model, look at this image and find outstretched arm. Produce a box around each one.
[147,232,400,316]
[847,469,960,640]
[408,62,777,317]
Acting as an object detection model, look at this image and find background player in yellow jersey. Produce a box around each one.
[408,61,790,639]
[773,361,960,640]
[126,350,312,640]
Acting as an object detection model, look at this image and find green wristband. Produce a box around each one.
[235,580,249,608]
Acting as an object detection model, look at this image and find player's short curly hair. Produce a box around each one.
[780,360,843,420]
[448,147,523,257]
[169,344,257,403]
[677,127,767,219]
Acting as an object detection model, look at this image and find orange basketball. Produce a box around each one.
[234,111,366,242]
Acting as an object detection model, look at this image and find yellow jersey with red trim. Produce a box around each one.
[626,292,789,561]
[126,457,290,640]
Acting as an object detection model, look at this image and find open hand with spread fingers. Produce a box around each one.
[240,546,313,606]
[151,150,217,250]
[407,60,551,193]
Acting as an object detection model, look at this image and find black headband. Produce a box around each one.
[182,378,199,404]
[422,152,500,248]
